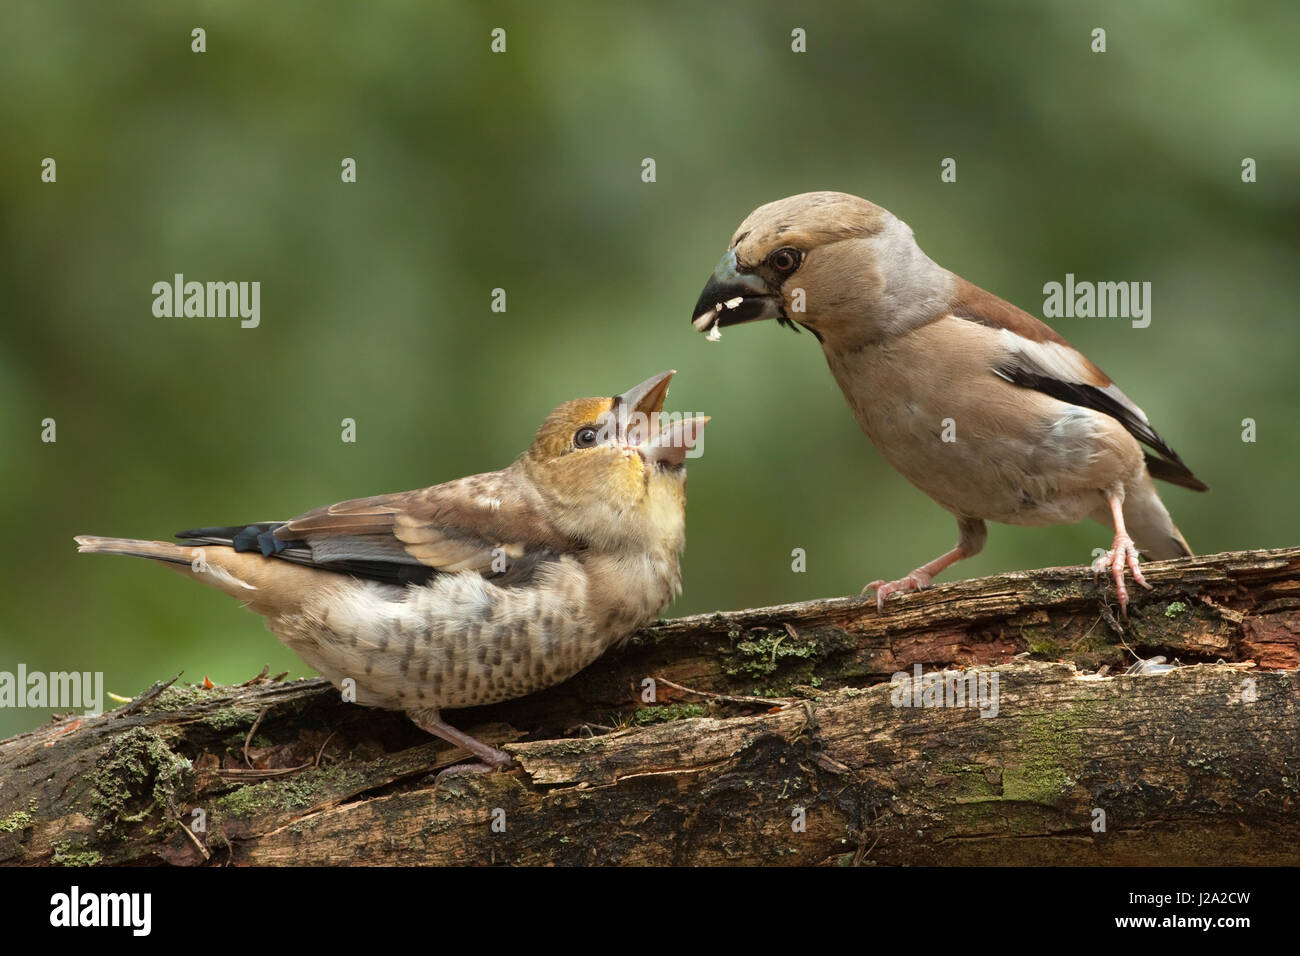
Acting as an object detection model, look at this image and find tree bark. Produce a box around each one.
[2,546,1297,866]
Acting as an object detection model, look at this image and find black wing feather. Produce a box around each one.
[993,361,1209,492]
[175,523,436,586]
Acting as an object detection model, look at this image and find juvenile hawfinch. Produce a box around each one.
[78,372,708,770]
[691,191,1206,612]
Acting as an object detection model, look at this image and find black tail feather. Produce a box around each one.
[1144,455,1210,493]
[176,522,298,556]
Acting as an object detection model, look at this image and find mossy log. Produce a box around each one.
[2,546,1297,866]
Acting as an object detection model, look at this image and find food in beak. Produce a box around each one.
[691,304,721,334]
[692,295,749,341]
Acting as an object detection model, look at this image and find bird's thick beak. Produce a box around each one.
[603,370,675,448]
[643,415,709,468]
[617,370,675,422]
[690,249,785,336]
[607,371,708,467]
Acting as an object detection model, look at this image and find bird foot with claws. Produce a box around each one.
[408,707,516,780]
[434,753,515,786]
[863,569,933,611]
[1091,532,1151,614]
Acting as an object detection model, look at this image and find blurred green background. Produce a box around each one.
[2,1,1297,737]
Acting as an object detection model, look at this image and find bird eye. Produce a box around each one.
[573,426,600,449]
[768,247,802,274]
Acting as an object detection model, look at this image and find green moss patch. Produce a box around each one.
[724,626,823,695]
[631,703,707,726]
[212,763,364,824]
[89,727,193,836]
